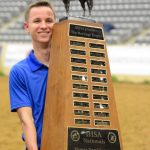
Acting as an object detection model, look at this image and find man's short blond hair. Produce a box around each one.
[25,0,55,21]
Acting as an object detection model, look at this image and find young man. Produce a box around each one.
[9,1,56,150]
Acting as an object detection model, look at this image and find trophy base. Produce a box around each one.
[59,16,96,23]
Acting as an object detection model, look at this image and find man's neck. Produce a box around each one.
[33,42,51,67]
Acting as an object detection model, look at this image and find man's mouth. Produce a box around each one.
[39,32,49,34]
[38,31,50,34]
[39,32,50,36]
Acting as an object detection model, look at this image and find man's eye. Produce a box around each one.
[47,19,53,23]
[34,20,40,23]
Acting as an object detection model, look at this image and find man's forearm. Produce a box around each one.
[22,121,38,150]
[17,107,38,150]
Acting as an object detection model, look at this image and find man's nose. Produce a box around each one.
[40,21,47,28]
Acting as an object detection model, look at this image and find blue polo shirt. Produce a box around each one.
[9,50,48,148]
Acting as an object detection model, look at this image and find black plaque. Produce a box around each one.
[71,58,86,64]
[74,101,89,107]
[73,92,89,98]
[94,103,109,109]
[89,43,104,49]
[69,24,104,40]
[93,94,108,100]
[91,69,106,75]
[73,84,88,90]
[68,127,121,150]
[92,77,107,83]
[70,40,85,47]
[72,66,87,72]
[91,60,106,66]
[72,74,88,81]
[90,52,105,58]
[71,49,86,55]
[92,86,107,92]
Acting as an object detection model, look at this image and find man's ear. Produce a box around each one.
[24,21,30,33]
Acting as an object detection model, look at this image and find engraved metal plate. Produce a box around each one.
[72,66,87,72]
[72,75,87,81]
[73,84,88,90]
[68,127,121,150]
[74,110,90,116]
[92,77,107,83]
[70,40,85,47]
[94,103,109,109]
[91,60,106,66]
[74,101,89,107]
[90,52,105,58]
[69,24,104,40]
[71,49,86,55]
[94,112,109,117]
[95,120,110,126]
[71,58,86,64]
[92,85,107,92]
[73,92,89,98]
[75,119,90,124]
[91,68,106,75]
[93,94,108,100]
[89,43,104,49]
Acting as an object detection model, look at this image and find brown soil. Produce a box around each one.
[0,76,150,150]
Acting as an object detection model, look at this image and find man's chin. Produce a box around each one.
[38,38,51,43]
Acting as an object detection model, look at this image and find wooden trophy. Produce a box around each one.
[41,17,123,150]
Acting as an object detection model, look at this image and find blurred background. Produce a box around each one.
[0,0,150,149]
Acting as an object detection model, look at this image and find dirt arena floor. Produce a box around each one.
[0,76,150,150]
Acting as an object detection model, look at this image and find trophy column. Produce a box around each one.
[41,18,123,150]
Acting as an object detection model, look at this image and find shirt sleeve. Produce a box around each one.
[9,65,31,112]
